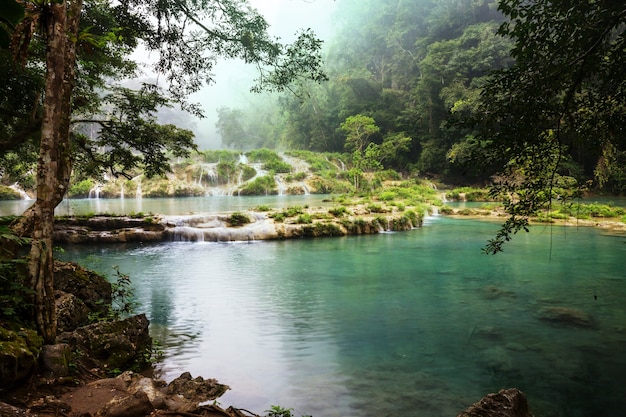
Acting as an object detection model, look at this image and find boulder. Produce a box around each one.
[55,292,90,333]
[166,372,229,402]
[54,261,112,316]
[96,390,154,417]
[457,388,533,417]
[0,328,43,390]
[39,343,72,378]
[56,314,152,373]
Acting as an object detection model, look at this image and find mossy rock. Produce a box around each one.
[0,327,44,389]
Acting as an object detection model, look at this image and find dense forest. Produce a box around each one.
[215,0,625,198]
[217,0,512,181]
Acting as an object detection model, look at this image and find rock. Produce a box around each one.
[39,343,72,378]
[482,285,516,300]
[96,390,154,417]
[0,328,43,390]
[54,217,166,244]
[0,401,37,416]
[537,306,594,328]
[457,388,534,417]
[166,371,230,399]
[55,292,90,333]
[54,261,112,316]
[56,314,152,373]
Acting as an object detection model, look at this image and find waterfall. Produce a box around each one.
[239,153,248,164]
[120,184,125,199]
[9,183,32,200]
[171,226,206,242]
[88,184,101,199]
[275,175,286,196]
[197,165,204,186]
[302,184,310,195]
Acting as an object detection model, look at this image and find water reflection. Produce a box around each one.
[58,218,626,417]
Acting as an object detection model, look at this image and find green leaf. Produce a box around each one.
[0,0,25,27]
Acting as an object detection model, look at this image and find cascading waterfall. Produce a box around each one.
[9,183,32,200]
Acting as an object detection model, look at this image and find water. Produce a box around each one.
[55,213,626,417]
[0,195,331,217]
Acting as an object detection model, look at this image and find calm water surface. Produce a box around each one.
[54,209,626,417]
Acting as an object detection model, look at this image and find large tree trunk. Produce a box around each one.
[27,0,82,344]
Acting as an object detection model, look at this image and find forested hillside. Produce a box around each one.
[216,0,512,181]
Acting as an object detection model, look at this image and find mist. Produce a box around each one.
[184,0,338,149]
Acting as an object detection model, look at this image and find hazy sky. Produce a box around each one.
[188,0,338,149]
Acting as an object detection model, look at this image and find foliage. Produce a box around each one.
[201,150,239,164]
[239,175,276,196]
[228,212,251,227]
[470,0,626,252]
[328,206,348,217]
[68,179,96,198]
[0,185,21,200]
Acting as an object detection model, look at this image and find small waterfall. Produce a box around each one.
[302,184,310,195]
[172,226,205,242]
[239,154,248,164]
[9,183,32,200]
[88,184,102,199]
[120,184,125,199]
[197,165,204,187]
[441,192,448,203]
[136,180,142,199]
[275,175,286,196]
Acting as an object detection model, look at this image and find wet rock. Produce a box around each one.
[0,328,43,390]
[537,306,594,328]
[457,388,533,417]
[39,343,72,378]
[56,314,151,373]
[54,217,166,244]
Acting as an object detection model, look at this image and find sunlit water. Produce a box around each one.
[50,212,625,417]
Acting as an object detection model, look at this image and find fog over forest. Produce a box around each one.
[185,0,338,149]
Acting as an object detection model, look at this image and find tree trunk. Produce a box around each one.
[27,0,82,344]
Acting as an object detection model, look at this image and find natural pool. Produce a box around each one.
[53,210,626,417]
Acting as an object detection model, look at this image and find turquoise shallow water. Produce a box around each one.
[57,214,626,417]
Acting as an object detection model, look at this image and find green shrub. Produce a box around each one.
[367,203,388,213]
[283,206,304,217]
[297,214,312,224]
[264,160,292,173]
[328,206,348,217]
[239,176,276,195]
[242,165,257,182]
[439,205,455,215]
[68,179,95,198]
[228,212,251,226]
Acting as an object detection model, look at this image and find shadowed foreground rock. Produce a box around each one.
[457,388,533,417]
